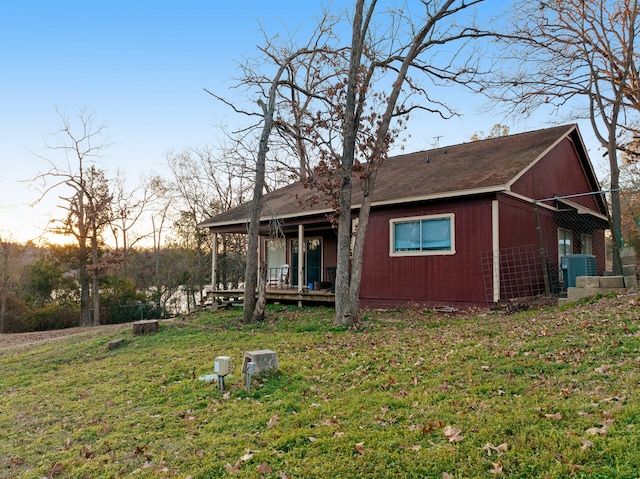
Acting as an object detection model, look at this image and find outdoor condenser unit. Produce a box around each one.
[561,254,596,288]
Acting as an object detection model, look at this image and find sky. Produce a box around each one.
[0,0,609,245]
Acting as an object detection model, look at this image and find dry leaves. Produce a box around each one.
[257,462,272,474]
[482,443,508,456]
[444,425,464,442]
[489,461,503,474]
[580,438,594,450]
[267,414,279,428]
[224,452,254,473]
[354,442,365,455]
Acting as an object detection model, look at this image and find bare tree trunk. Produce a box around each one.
[253,261,267,322]
[79,244,92,327]
[334,0,368,326]
[91,236,100,326]
[609,140,623,275]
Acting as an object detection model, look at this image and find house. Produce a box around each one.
[198,124,609,308]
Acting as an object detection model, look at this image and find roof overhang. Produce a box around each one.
[199,184,507,232]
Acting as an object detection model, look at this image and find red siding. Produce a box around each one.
[511,137,599,209]
[359,196,495,308]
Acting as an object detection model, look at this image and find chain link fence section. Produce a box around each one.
[482,190,613,304]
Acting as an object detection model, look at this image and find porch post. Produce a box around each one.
[492,200,500,303]
[211,233,218,291]
[298,224,304,294]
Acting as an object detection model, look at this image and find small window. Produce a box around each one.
[390,214,455,256]
[581,233,593,255]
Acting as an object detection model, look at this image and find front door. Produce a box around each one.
[291,238,322,287]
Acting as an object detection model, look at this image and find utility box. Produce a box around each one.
[561,254,597,288]
[214,356,232,376]
[242,350,279,375]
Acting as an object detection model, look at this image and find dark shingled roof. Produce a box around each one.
[199,124,578,228]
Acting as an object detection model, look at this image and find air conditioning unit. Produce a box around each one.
[561,254,596,288]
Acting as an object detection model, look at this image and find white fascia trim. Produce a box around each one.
[201,185,507,229]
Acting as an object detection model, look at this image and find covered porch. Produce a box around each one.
[206,217,338,307]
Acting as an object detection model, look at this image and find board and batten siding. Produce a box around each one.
[359,196,495,308]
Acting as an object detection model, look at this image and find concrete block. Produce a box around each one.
[576,276,600,288]
[557,298,570,307]
[242,350,279,375]
[107,338,125,350]
[623,264,637,277]
[621,255,637,266]
[625,275,638,288]
[598,276,625,288]
[620,247,637,260]
[567,287,598,301]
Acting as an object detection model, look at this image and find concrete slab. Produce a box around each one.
[625,275,638,288]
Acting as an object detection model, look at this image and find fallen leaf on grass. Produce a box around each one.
[308,436,317,443]
[267,414,279,428]
[355,442,365,455]
[585,427,607,435]
[257,462,271,474]
[425,420,444,433]
[580,438,594,450]
[544,412,563,420]
[48,462,64,477]
[409,445,421,451]
[442,473,453,479]
[490,461,503,474]
[279,472,291,479]
[482,443,508,456]
[225,462,241,473]
[594,365,610,375]
[444,425,464,442]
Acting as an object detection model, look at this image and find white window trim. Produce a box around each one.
[389,213,456,257]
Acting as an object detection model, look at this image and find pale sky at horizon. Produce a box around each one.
[0,0,609,245]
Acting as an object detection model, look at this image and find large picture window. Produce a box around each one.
[390,214,455,256]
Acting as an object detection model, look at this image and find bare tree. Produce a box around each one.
[298,0,493,325]
[109,171,161,263]
[206,22,339,323]
[483,0,640,273]
[32,109,113,326]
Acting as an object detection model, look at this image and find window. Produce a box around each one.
[581,233,593,255]
[558,228,573,258]
[390,214,455,256]
[558,228,573,278]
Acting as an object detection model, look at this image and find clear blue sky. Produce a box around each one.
[0,0,607,244]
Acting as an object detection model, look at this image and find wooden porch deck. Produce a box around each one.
[204,288,335,306]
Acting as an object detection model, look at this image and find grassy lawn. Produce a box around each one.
[2,296,640,478]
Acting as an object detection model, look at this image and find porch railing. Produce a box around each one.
[266,265,336,292]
